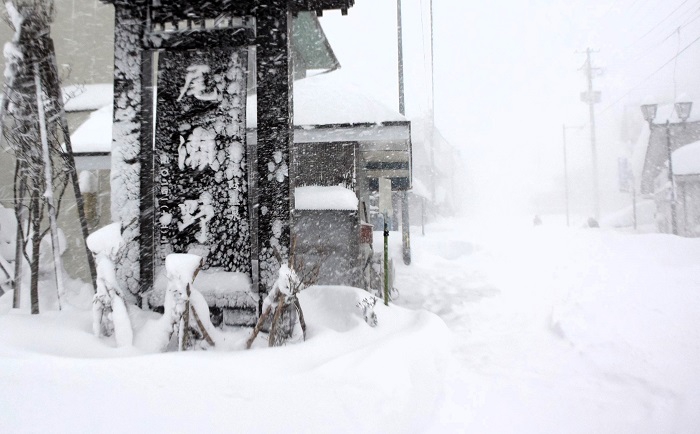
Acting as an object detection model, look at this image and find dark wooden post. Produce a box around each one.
[139,49,155,305]
[111,4,147,302]
[255,1,293,293]
[401,191,410,265]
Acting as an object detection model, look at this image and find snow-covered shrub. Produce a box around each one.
[357,296,378,327]
[247,239,329,348]
[159,253,216,351]
[265,264,302,346]
[87,223,133,347]
[247,262,308,348]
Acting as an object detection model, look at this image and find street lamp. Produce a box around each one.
[641,100,694,235]
[676,101,693,122]
[640,104,657,123]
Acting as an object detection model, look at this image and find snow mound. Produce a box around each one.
[0,284,451,433]
[600,199,656,230]
[300,285,374,332]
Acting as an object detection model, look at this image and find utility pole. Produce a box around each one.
[562,124,571,227]
[665,120,678,235]
[396,0,405,116]
[425,1,434,235]
[579,48,601,222]
[396,0,411,265]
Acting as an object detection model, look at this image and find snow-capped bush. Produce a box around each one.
[247,262,309,348]
[159,253,216,351]
[87,223,133,347]
[357,296,378,327]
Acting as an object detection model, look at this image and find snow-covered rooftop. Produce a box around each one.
[70,71,407,154]
[70,104,112,153]
[248,70,406,127]
[294,185,358,210]
[62,84,113,113]
[672,140,700,176]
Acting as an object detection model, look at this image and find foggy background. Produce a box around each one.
[322,0,700,223]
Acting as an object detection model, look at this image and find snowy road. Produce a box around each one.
[393,218,700,433]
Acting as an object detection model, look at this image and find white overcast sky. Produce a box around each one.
[321,0,700,220]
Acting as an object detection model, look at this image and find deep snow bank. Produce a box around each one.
[0,285,451,433]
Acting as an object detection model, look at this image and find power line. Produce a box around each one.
[645,2,700,48]
[633,0,691,44]
[599,0,627,21]
[600,1,700,86]
[598,33,700,115]
[638,9,700,56]
[606,0,699,64]
[661,6,700,43]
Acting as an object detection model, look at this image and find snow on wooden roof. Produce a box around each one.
[70,104,112,153]
[247,70,406,128]
[62,84,113,112]
[71,70,408,155]
[294,185,358,210]
[673,140,700,176]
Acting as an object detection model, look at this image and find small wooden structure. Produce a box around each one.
[100,0,354,313]
[71,70,412,308]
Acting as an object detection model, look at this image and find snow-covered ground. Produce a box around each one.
[2,218,700,433]
[394,218,700,433]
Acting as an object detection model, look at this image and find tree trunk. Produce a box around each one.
[293,296,306,341]
[191,303,215,346]
[268,293,286,347]
[42,41,97,290]
[246,303,272,349]
[29,194,41,314]
[12,163,26,309]
[34,63,63,309]
[180,284,191,351]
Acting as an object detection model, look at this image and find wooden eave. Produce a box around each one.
[101,0,354,20]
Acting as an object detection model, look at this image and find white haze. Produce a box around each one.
[322,0,700,225]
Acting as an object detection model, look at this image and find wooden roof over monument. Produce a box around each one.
[101,0,355,21]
